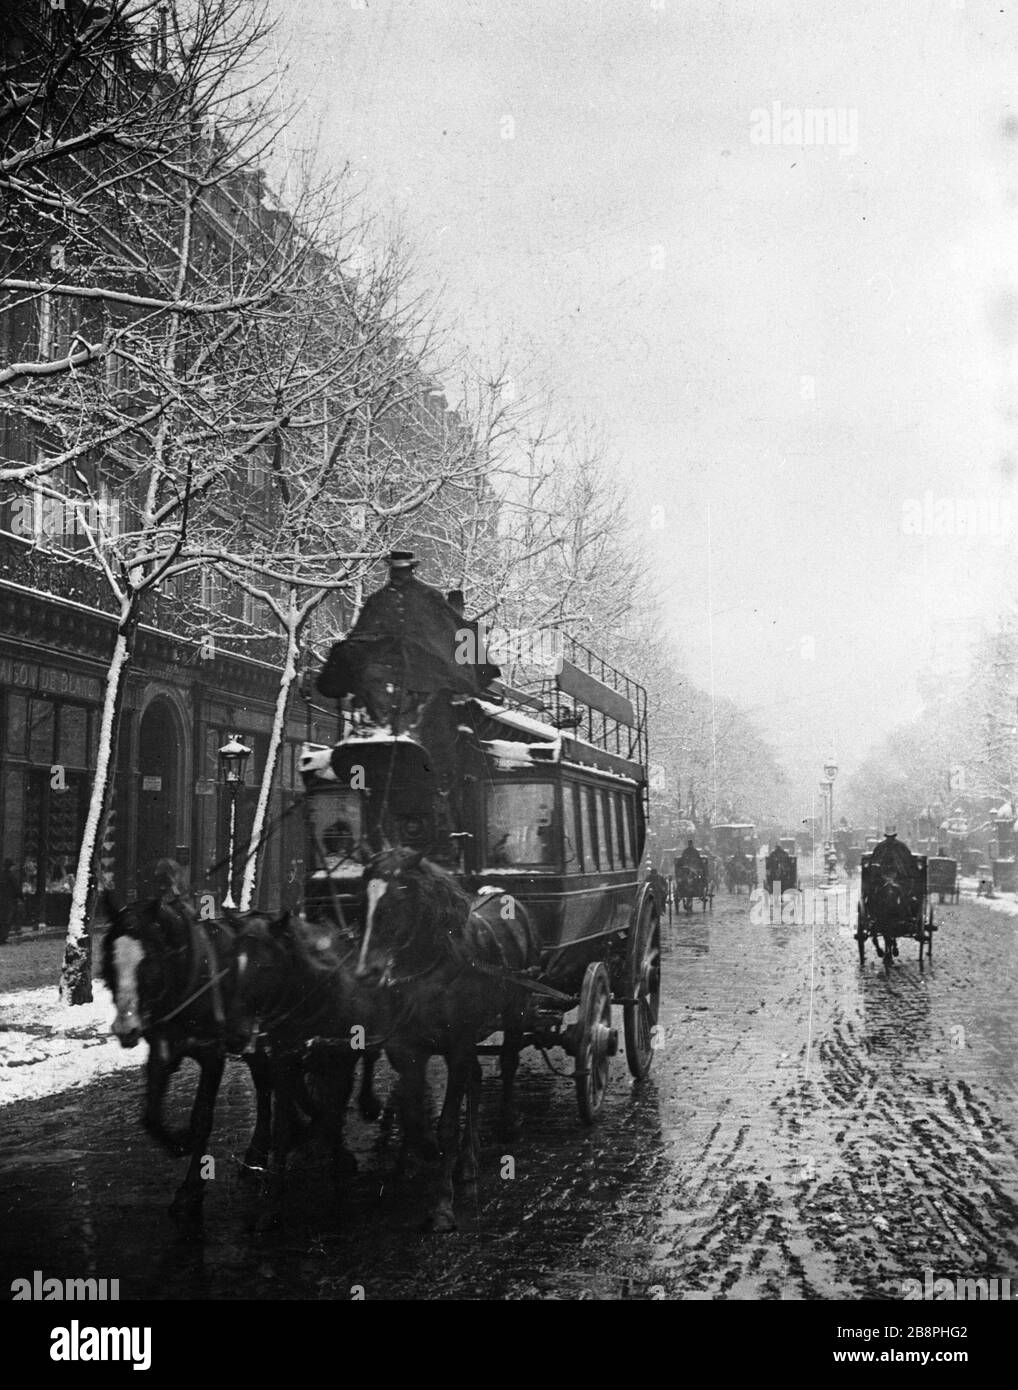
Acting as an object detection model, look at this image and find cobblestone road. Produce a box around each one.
[3,886,1018,1300]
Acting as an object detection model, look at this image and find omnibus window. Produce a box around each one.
[609,793,627,867]
[563,784,581,871]
[485,782,558,869]
[595,791,613,869]
[578,785,596,871]
[308,787,364,871]
[625,797,638,865]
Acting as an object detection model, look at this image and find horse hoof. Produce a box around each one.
[145,1121,192,1158]
[425,1208,458,1234]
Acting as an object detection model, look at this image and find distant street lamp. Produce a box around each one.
[218,734,251,910]
[823,758,839,885]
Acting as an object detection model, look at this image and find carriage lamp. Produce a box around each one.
[219,734,251,909]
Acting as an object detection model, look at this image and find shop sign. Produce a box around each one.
[0,655,102,703]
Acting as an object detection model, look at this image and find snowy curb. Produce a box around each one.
[967,893,1018,919]
[0,982,145,1107]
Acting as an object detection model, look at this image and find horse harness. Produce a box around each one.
[150,905,231,1032]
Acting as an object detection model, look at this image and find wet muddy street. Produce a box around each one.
[3,887,1018,1300]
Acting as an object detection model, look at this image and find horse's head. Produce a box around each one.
[230,910,296,1033]
[675,863,695,892]
[357,847,467,984]
[101,894,192,1047]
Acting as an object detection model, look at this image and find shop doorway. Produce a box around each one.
[136,698,182,893]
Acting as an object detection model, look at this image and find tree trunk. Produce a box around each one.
[238,619,299,912]
[60,598,137,1005]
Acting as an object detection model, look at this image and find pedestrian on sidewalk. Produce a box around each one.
[0,858,24,945]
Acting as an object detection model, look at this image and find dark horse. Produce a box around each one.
[101,893,272,1229]
[673,862,704,913]
[858,870,927,969]
[356,848,539,1232]
[725,852,756,894]
[230,909,383,1228]
[764,847,796,894]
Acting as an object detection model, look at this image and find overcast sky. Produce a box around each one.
[264,0,1018,799]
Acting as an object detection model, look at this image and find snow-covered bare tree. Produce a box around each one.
[0,0,403,1000]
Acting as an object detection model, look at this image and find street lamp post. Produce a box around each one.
[218,734,251,910]
[823,759,838,885]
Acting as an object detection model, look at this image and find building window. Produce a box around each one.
[58,705,88,768]
[200,568,221,611]
[37,294,52,358]
[29,699,55,764]
[6,693,27,757]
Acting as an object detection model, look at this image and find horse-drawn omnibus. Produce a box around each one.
[300,635,659,1125]
[713,822,757,893]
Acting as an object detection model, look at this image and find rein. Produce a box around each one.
[150,914,230,1030]
[236,926,407,1053]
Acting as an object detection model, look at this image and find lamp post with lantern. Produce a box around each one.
[218,734,251,910]
[822,758,838,885]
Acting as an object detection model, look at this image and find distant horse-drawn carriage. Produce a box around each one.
[672,845,714,913]
[713,822,758,895]
[927,855,959,904]
[764,843,797,893]
[855,837,936,970]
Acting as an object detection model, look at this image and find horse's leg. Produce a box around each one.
[241,1047,272,1174]
[357,1047,383,1122]
[257,1056,299,1232]
[431,1049,470,1233]
[457,1056,483,1185]
[387,1046,437,1169]
[499,1023,524,1135]
[142,1043,189,1155]
[309,1052,358,1187]
[169,1048,225,1228]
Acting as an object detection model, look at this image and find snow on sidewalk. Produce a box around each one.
[0,982,144,1107]
[959,877,1018,919]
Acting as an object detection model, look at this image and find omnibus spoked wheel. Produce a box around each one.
[623,897,661,1081]
[574,962,615,1124]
